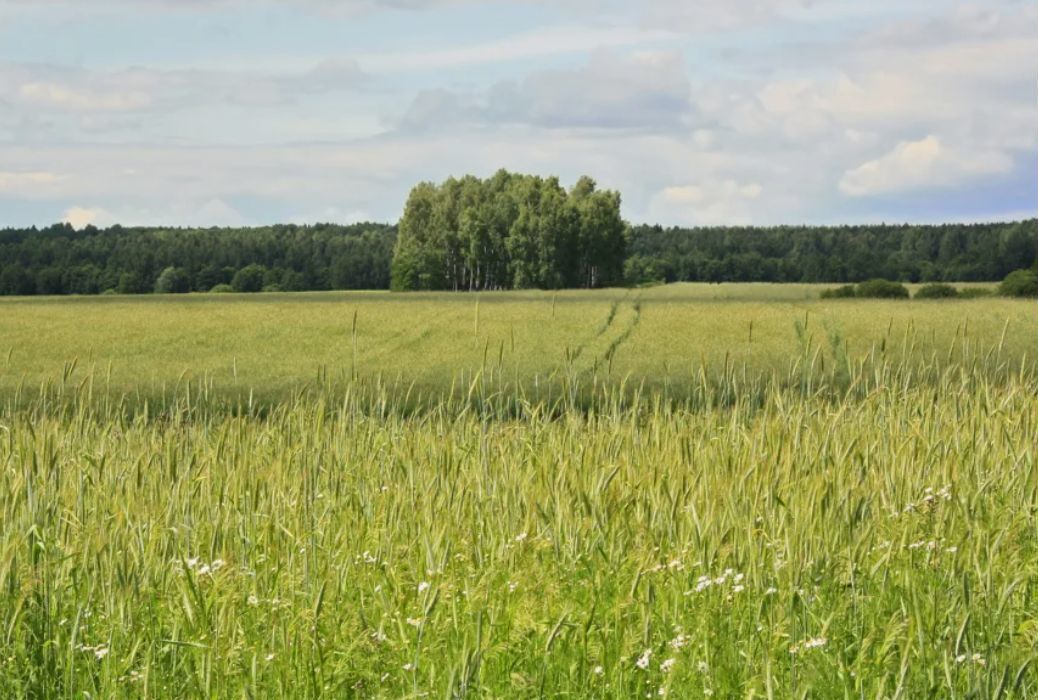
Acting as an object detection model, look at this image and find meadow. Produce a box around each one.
[1,284,1037,697]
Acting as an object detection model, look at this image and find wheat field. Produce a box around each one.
[1,284,1036,697]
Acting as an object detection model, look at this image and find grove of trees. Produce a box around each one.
[391,171,627,291]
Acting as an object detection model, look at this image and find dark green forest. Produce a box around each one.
[626,220,1037,284]
[0,223,395,295]
[0,179,1035,296]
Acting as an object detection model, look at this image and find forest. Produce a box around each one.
[0,185,1035,296]
[626,220,1037,284]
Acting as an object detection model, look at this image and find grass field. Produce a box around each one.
[0,283,1031,408]
[1,284,1037,697]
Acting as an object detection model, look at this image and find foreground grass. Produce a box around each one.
[2,369,1036,697]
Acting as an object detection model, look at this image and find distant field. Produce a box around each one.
[0,283,1029,406]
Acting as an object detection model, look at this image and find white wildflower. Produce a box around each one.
[417,581,430,595]
[406,617,424,627]
[803,637,828,650]
[592,665,604,676]
[247,595,259,607]
[636,649,652,670]
[94,646,110,660]
[265,653,275,662]
[660,658,677,673]
[403,663,416,671]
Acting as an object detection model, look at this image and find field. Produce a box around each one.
[1,284,1037,697]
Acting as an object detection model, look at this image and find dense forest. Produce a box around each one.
[0,223,395,295]
[391,171,627,291]
[0,191,1035,297]
[626,220,1037,284]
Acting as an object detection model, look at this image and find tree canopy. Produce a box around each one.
[391,171,627,291]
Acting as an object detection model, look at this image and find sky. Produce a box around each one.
[0,0,1035,229]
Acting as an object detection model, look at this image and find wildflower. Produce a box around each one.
[94,646,110,660]
[515,532,528,543]
[803,637,828,649]
[972,654,986,666]
[418,581,430,595]
[247,594,259,607]
[697,661,709,674]
[265,653,275,662]
[403,663,416,671]
[406,617,424,627]
[211,559,226,571]
[592,665,604,676]
[765,587,778,596]
[508,581,518,593]
[670,634,689,650]
[955,654,967,664]
[636,649,652,670]
[732,584,745,593]
[660,658,677,673]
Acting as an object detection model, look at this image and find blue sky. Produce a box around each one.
[0,0,1034,228]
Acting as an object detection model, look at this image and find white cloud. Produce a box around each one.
[63,206,115,229]
[839,135,1013,197]
[651,179,766,225]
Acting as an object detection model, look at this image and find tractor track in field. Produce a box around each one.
[562,292,642,378]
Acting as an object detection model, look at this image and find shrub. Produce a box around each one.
[914,283,959,299]
[856,279,909,299]
[958,287,994,299]
[820,285,857,299]
[210,284,234,293]
[262,284,283,293]
[999,269,1038,298]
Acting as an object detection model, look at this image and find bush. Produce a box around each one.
[262,284,283,293]
[231,264,267,293]
[999,269,1038,298]
[210,284,234,293]
[914,283,959,299]
[856,279,909,299]
[958,287,994,299]
[820,285,857,299]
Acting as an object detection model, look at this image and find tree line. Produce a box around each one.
[0,185,1035,297]
[0,222,395,296]
[391,171,627,291]
[625,220,1037,285]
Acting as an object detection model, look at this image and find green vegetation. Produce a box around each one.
[1,285,1036,697]
[1,211,1034,297]
[914,282,960,299]
[0,222,396,296]
[626,219,1037,284]
[391,171,626,291]
[999,269,1038,298]
[0,284,1031,407]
